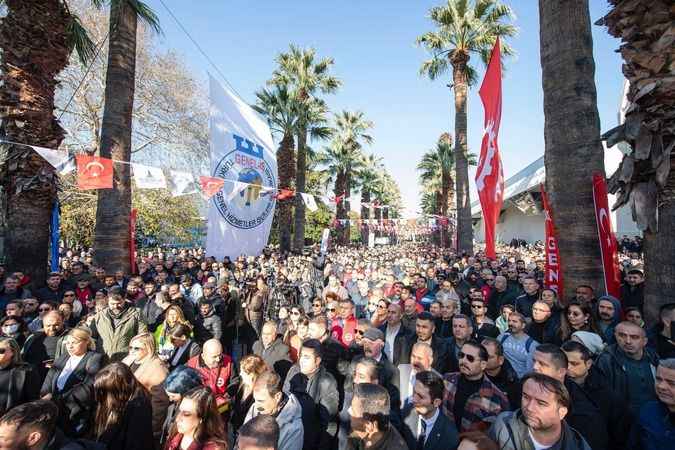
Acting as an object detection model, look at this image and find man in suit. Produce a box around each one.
[398,342,440,406]
[402,371,459,450]
[380,302,412,366]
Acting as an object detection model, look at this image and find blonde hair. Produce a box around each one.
[129,333,157,359]
[68,327,96,351]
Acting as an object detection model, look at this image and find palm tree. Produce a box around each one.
[254,86,302,253]
[93,0,160,272]
[0,0,96,285]
[538,0,605,296]
[417,0,516,254]
[356,153,383,244]
[598,1,674,324]
[417,149,444,245]
[318,110,373,245]
[270,45,340,253]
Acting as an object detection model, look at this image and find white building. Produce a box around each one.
[471,143,640,243]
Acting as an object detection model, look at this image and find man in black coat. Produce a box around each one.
[621,269,645,313]
[22,311,68,383]
[283,339,339,448]
[379,302,412,366]
[482,337,521,408]
[400,312,452,375]
[401,371,459,450]
[253,321,292,380]
[562,341,634,450]
[34,272,66,304]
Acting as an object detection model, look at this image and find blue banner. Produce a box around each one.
[50,201,60,272]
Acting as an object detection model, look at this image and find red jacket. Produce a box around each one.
[164,433,226,450]
[339,315,358,347]
[186,354,232,410]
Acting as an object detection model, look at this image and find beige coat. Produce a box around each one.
[122,354,168,391]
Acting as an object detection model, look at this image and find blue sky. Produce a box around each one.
[146,0,624,217]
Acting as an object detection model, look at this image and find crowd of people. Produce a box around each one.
[0,239,671,450]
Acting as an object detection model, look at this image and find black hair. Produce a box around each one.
[301,338,323,359]
[415,370,445,401]
[0,400,59,436]
[535,344,568,370]
[462,340,489,361]
[561,341,592,362]
[238,414,279,448]
[417,311,434,323]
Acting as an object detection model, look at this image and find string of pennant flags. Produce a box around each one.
[5,140,399,215]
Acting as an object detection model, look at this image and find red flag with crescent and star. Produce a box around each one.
[76,155,113,190]
[475,38,505,259]
[592,173,621,298]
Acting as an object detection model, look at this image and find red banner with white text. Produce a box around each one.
[475,38,505,259]
[129,208,137,274]
[540,184,563,299]
[592,173,621,298]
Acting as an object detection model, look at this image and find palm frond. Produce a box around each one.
[66,13,97,65]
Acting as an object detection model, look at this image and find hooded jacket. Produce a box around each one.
[245,393,304,450]
[489,410,592,450]
[596,295,622,343]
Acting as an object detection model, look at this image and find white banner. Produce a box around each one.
[168,170,198,197]
[300,192,318,212]
[132,163,166,189]
[206,75,277,260]
[32,145,75,174]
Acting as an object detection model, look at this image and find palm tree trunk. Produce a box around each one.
[539,0,605,295]
[361,190,370,244]
[0,0,71,286]
[292,125,307,253]
[643,161,675,324]
[451,57,473,255]
[277,132,295,253]
[93,1,138,272]
[343,171,352,245]
[335,171,346,245]
[441,169,450,248]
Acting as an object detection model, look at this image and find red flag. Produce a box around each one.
[540,184,563,299]
[335,193,345,204]
[76,155,113,190]
[199,176,225,199]
[129,208,137,274]
[274,188,295,201]
[592,173,621,298]
[475,38,505,259]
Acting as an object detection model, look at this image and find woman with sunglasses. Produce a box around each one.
[558,300,602,343]
[40,327,102,436]
[123,333,170,443]
[370,299,390,329]
[92,362,153,450]
[0,337,40,416]
[309,298,324,319]
[164,387,228,450]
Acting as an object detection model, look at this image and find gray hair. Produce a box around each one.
[660,358,675,370]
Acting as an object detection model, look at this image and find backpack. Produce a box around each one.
[500,333,535,352]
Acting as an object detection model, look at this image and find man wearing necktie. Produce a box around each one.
[402,371,459,450]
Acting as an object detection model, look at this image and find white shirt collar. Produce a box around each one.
[419,407,440,440]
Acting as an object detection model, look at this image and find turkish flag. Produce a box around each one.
[592,173,621,298]
[76,155,113,190]
[199,176,225,199]
[475,38,505,258]
[274,188,295,201]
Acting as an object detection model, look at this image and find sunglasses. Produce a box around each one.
[377,304,387,309]
[355,329,366,335]
[458,351,479,363]
[327,308,336,312]
[0,348,7,355]
[291,311,300,316]
[568,311,583,317]
[471,304,484,309]
[39,307,51,312]
[63,293,75,297]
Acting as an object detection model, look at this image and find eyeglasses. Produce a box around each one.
[355,329,366,335]
[313,303,322,308]
[0,348,8,355]
[327,308,336,312]
[291,311,300,316]
[39,307,51,312]
[63,293,75,297]
[377,304,387,310]
[458,351,478,363]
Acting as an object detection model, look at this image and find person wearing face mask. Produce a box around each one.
[88,292,148,362]
[164,387,228,450]
[283,339,339,448]
[0,316,27,347]
[39,327,102,437]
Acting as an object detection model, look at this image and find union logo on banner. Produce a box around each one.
[212,134,276,230]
